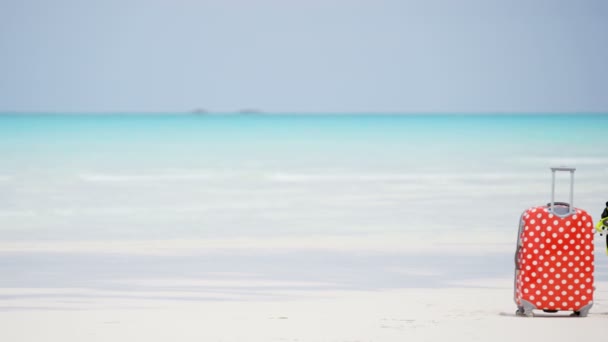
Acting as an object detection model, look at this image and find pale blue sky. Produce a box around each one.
[0,0,607,113]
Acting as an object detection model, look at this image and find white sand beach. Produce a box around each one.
[1,232,607,342]
[2,281,608,342]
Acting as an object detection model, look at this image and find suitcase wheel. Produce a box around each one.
[516,308,534,317]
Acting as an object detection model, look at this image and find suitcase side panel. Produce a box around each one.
[515,206,594,312]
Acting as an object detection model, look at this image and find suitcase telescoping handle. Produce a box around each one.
[550,166,575,214]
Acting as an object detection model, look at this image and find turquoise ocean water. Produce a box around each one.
[0,114,607,301]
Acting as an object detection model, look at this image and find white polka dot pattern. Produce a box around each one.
[515,207,594,311]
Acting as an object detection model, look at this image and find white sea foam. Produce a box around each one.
[0,233,514,255]
[111,278,337,288]
[78,172,224,182]
[0,210,37,218]
[513,157,608,166]
[266,172,546,183]
[76,171,571,184]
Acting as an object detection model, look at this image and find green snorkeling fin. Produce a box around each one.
[597,202,608,255]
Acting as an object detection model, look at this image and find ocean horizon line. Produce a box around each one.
[1,111,608,116]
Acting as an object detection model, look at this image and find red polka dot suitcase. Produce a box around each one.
[514,167,594,317]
